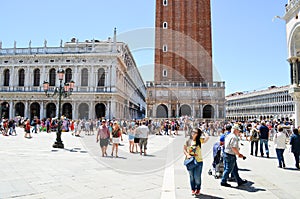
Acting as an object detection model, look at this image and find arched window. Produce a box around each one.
[18,69,25,86]
[98,68,105,86]
[4,69,10,86]
[33,68,40,86]
[81,68,88,86]
[163,45,168,52]
[163,69,167,77]
[163,0,168,6]
[49,68,56,86]
[65,68,72,83]
[163,22,168,29]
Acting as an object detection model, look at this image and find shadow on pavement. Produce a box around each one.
[195,194,224,199]
[283,167,300,171]
[238,168,251,172]
[233,181,266,193]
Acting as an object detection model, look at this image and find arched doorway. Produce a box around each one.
[15,102,25,117]
[46,103,56,118]
[156,104,168,118]
[179,104,192,116]
[1,102,9,119]
[203,105,214,118]
[79,103,89,119]
[30,102,40,119]
[95,103,106,119]
[62,103,72,119]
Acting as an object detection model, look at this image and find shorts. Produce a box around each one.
[134,137,140,144]
[112,137,120,144]
[100,138,109,147]
[139,138,148,150]
[128,134,135,141]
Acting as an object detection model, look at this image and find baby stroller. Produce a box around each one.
[208,142,224,179]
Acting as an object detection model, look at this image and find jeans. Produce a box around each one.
[250,141,258,156]
[275,148,285,167]
[260,139,269,156]
[293,151,300,168]
[221,153,243,184]
[188,161,203,191]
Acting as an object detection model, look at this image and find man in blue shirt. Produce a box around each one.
[259,121,270,158]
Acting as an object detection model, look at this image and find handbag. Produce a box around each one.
[184,157,198,170]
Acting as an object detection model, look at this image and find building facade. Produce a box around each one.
[0,30,146,120]
[284,0,300,126]
[146,0,225,119]
[226,86,295,122]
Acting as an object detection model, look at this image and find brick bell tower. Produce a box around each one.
[155,0,213,83]
[146,0,225,119]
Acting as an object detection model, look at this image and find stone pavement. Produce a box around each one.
[0,128,299,199]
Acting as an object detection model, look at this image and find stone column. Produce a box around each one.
[176,102,180,117]
[9,66,15,89]
[24,101,29,119]
[9,101,13,119]
[110,99,116,119]
[289,86,300,127]
[168,103,171,118]
[105,101,109,119]
[288,57,299,86]
[192,101,195,118]
[216,104,219,119]
[72,102,76,120]
[89,101,95,119]
[40,101,44,119]
[104,69,109,92]
[74,66,79,91]
[199,104,203,119]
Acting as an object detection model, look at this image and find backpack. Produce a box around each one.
[252,130,259,141]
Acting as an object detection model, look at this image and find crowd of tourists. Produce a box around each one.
[183,119,300,196]
[2,115,300,197]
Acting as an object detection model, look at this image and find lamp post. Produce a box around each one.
[43,68,75,148]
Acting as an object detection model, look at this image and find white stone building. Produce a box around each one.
[0,30,146,120]
[226,86,295,122]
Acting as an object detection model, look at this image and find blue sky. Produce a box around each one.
[0,0,288,95]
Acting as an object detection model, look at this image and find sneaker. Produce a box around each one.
[220,182,231,187]
[195,190,200,195]
[238,180,248,186]
[191,190,196,195]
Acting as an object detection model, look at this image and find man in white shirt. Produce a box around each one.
[136,121,149,155]
[221,124,247,187]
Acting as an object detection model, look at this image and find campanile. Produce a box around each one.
[146,0,225,119]
[155,0,213,83]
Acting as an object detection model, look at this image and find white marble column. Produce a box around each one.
[40,101,44,119]
[111,100,116,119]
[72,102,76,119]
[106,101,111,119]
[24,101,29,119]
[199,104,203,119]
[89,101,95,119]
[9,101,13,119]
[74,66,79,91]
[168,103,171,118]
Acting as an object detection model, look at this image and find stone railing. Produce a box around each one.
[146,81,225,88]
[0,86,113,93]
[0,46,114,55]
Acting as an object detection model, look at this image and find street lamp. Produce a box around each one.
[43,68,75,148]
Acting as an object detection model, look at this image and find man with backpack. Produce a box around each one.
[250,125,259,156]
